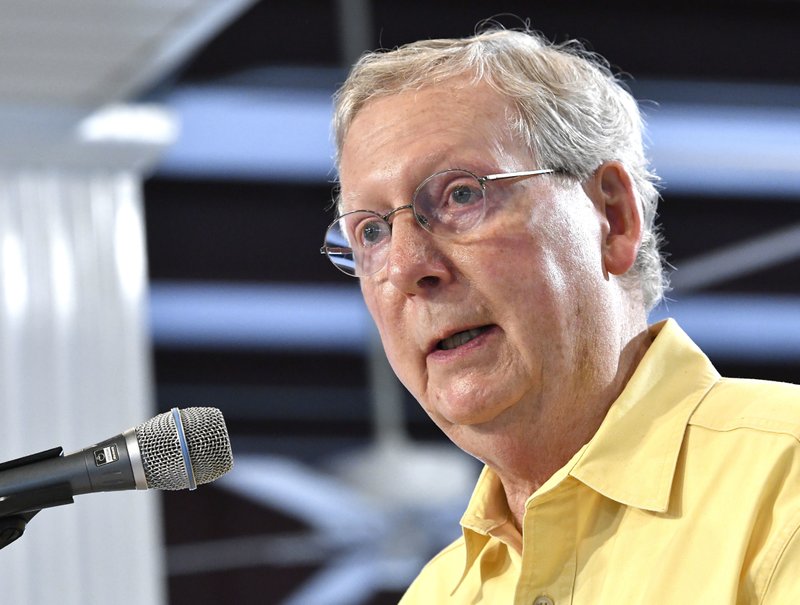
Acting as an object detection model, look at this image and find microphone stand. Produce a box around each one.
[0,447,74,550]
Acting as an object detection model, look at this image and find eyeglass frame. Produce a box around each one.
[320,167,558,277]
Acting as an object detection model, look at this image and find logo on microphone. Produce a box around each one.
[94,444,119,467]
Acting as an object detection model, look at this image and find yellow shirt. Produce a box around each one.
[400,319,800,604]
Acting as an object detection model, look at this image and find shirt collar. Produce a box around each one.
[570,319,720,512]
[454,319,721,590]
[455,466,512,595]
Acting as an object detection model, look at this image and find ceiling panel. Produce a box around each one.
[0,0,257,106]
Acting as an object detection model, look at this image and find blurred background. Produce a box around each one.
[0,1,798,604]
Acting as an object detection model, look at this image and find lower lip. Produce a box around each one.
[428,325,498,362]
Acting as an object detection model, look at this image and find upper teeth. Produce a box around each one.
[439,328,485,351]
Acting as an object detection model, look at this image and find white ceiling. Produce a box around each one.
[0,0,256,108]
[0,0,257,169]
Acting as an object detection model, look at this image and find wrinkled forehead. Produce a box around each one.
[336,84,530,213]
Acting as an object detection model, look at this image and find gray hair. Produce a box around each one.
[333,27,667,311]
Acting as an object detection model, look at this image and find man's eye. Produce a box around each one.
[449,184,482,206]
[357,220,388,246]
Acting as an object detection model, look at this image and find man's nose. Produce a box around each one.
[384,213,452,294]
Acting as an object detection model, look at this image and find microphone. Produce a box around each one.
[0,407,234,519]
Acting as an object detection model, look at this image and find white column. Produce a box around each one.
[0,107,173,605]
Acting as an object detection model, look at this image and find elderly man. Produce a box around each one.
[320,28,800,604]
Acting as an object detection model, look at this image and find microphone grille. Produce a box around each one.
[135,407,234,490]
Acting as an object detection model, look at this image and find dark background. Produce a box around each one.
[141,2,800,603]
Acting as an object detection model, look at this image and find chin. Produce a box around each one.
[428,390,515,429]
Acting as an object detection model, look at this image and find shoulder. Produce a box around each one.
[689,377,800,442]
[420,535,467,571]
[680,378,800,601]
[399,537,466,604]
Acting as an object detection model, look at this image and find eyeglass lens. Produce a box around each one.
[323,170,486,276]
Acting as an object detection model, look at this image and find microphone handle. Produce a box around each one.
[0,432,143,517]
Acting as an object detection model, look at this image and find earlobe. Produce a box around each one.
[594,162,642,276]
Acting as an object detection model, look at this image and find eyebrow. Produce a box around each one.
[335,150,490,214]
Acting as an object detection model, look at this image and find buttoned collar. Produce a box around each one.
[455,319,721,590]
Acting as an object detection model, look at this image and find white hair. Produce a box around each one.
[333,27,668,310]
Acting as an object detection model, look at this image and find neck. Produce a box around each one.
[481,316,653,530]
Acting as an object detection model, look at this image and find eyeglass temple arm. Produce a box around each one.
[320,246,350,257]
[480,168,557,183]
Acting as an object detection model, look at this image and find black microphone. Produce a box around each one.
[0,407,234,520]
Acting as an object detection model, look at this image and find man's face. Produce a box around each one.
[338,83,614,457]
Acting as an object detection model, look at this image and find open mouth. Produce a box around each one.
[437,326,493,351]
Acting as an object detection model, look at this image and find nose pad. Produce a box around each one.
[415,213,431,229]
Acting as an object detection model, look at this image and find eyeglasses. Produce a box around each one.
[320,168,556,277]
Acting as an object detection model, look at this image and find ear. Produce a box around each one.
[589,161,642,276]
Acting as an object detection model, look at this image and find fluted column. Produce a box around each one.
[0,107,172,605]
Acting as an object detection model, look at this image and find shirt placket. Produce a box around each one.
[514,480,578,605]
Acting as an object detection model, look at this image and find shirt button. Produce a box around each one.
[533,597,554,605]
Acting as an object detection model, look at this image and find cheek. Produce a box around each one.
[526,197,606,296]
[464,229,569,309]
[361,283,422,384]
[470,223,590,364]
